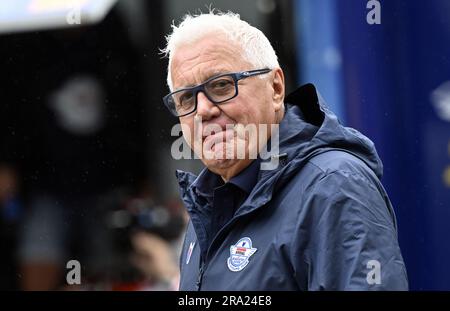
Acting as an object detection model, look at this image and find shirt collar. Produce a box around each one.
[228,158,260,194]
[191,158,261,198]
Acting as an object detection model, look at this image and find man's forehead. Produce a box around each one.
[170,35,246,88]
[172,65,231,87]
[174,67,232,89]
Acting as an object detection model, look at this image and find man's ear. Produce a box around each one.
[271,68,285,112]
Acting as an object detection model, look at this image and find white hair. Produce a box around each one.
[162,10,280,91]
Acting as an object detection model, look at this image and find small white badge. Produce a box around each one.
[227,237,257,272]
[186,241,195,265]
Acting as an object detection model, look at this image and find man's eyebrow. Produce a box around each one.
[175,70,230,90]
[203,70,228,81]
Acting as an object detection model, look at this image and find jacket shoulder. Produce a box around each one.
[305,150,380,187]
[308,150,371,174]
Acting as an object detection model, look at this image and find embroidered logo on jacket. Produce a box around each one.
[227,237,257,272]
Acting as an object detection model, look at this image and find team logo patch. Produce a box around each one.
[227,237,257,272]
[186,241,195,265]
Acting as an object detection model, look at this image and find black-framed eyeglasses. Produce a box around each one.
[163,68,272,117]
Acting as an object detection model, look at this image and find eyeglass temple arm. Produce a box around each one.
[236,68,272,79]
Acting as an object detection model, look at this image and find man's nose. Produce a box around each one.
[195,92,220,120]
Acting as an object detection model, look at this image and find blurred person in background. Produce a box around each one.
[162,11,408,290]
[92,187,185,291]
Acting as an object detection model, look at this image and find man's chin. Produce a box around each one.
[201,157,237,171]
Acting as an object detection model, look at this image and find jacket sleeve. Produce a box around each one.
[292,170,409,290]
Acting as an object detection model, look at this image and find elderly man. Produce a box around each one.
[162,11,408,290]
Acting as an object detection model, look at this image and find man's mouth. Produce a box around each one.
[202,126,236,152]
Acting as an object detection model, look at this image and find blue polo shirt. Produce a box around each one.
[191,159,260,253]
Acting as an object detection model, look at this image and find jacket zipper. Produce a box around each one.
[194,210,257,291]
[196,264,205,290]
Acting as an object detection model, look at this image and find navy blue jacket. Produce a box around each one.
[176,84,408,290]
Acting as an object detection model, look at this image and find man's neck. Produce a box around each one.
[217,158,254,182]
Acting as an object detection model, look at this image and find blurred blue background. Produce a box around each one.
[294,0,450,290]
